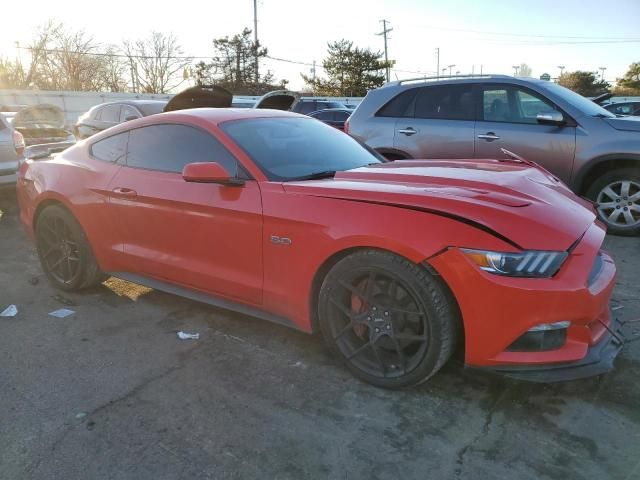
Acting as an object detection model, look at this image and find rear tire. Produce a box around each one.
[586,168,640,236]
[35,205,106,291]
[318,249,459,389]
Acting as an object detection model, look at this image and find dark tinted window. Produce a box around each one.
[313,111,335,121]
[126,124,238,174]
[91,132,128,163]
[335,111,351,121]
[319,101,345,109]
[376,89,418,117]
[101,104,121,123]
[295,102,318,114]
[414,85,474,120]
[221,117,382,181]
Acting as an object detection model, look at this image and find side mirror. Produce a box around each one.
[124,115,139,122]
[182,162,244,186]
[536,111,565,126]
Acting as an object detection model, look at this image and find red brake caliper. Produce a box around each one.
[350,279,369,338]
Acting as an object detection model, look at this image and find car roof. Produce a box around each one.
[381,74,552,90]
[90,108,308,140]
[91,100,167,110]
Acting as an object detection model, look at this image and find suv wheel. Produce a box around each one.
[586,168,640,236]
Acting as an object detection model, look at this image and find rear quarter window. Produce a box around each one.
[376,89,418,117]
[90,132,129,163]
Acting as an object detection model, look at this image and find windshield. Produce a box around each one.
[541,82,615,118]
[221,117,383,181]
[138,102,167,116]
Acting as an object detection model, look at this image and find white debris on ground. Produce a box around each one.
[177,331,200,340]
[0,305,18,317]
[49,308,75,318]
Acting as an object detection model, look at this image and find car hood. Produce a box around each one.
[603,116,640,132]
[164,85,233,112]
[283,159,597,251]
[13,104,65,129]
[253,90,299,110]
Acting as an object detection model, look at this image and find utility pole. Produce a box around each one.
[480,64,483,75]
[442,67,447,76]
[253,0,259,84]
[599,66,606,81]
[435,48,440,79]
[557,65,565,77]
[376,19,393,83]
[448,64,455,76]
[512,65,520,76]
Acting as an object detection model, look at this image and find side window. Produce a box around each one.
[414,85,474,120]
[101,104,121,123]
[120,105,140,122]
[483,88,511,122]
[126,124,238,175]
[90,132,128,163]
[315,111,334,121]
[94,108,103,121]
[298,102,317,114]
[513,89,558,124]
[483,87,558,124]
[376,89,418,117]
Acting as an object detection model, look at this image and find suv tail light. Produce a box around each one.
[343,117,350,134]
[12,130,25,157]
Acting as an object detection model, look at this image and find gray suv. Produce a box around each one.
[347,75,640,235]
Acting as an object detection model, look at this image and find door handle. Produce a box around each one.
[112,187,138,198]
[477,132,500,141]
[398,127,417,136]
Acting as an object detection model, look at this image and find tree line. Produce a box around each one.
[1,20,638,97]
[0,20,389,96]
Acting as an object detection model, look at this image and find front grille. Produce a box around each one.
[587,253,604,287]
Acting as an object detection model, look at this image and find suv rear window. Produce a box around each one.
[376,89,418,117]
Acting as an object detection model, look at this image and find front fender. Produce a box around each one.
[261,191,517,332]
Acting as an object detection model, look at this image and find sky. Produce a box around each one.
[1,0,639,92]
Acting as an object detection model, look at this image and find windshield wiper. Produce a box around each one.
[288,170,337,181]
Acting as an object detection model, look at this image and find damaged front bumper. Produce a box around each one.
[468,316,626,382]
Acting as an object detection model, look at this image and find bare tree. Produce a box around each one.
[13,20,127,92]
[123,32,192,93]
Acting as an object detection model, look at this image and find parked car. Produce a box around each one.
[0,113,24,189]
[6,104,75,147]
[292,99,347,115]
[74,100,168,139]
[603,102,640,117]
[309,108,353,129]
[17,108,622,387]
[74,87,299,139]
[347,75,640,235]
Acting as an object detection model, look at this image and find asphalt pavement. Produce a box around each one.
[1,191,639,480]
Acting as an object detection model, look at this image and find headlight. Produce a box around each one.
[461,249,568,278]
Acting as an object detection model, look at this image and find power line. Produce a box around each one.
[404,23,640,41]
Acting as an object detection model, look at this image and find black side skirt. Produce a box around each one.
[108,272,301,332]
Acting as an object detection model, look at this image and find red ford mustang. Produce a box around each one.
[16,108,623,388]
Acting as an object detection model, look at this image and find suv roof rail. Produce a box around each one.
[388,74,513,86]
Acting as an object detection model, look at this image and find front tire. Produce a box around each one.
[318,250,459,389]
[35,205,105,291]
[586,168,640,236]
